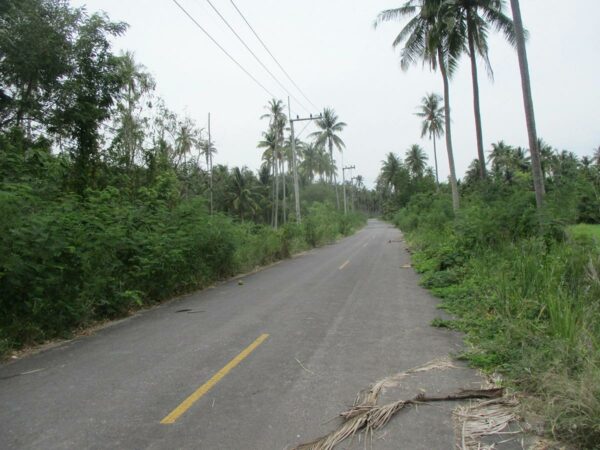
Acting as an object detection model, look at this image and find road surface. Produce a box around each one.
[0,219,484,449]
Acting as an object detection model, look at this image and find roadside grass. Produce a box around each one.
[392,193,600,448]
[568,223,600,243]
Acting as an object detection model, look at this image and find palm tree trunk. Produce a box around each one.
[433,134,439,188]
[438,46,460,211]
[467,22,487,179]
[274,157,279,229]
[330,140,340,209]
[271,157,276,227]
[281,159,287,224]
[509,0,545,209]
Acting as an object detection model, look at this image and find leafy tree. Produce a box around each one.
[415,93,444,186]
[0,0,78,131]
[51,12,128,193]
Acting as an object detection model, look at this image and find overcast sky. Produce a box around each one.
[70,0,600,187]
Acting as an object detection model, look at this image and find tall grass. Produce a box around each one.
[393,190,600,447]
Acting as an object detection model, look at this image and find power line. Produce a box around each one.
[171,0,278,100]
[296,120,312,139]
[203,0,310,114]
[229,0,320,111]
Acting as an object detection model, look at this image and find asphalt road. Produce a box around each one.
[0,219,485,449]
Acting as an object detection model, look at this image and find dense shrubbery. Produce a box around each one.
[0,0,367,357]
[392,185,600,446]
[0,179,364,355]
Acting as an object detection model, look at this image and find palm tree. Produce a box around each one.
[199,139,217,172]
[509,0,545,209]
[174,117,200,167]
[258,129,280,228]
[380,152,402,193]
[310,107,347,209]
[375,0,462,210]
[315,145,335,182]
[405,144,428,177]
[300,142,319,183]
[115,52,155,169]
[260,99,287,227]
[448,0,515,179]
[592,145,600,167]
[489,140,512,179]
[229,167,259,221]
[415,93,444,186]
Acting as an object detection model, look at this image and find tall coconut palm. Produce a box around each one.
[199,139,217,172]
[258,129,280,228]
[260,99,287,227]
[509,0,545,209]
[315,145,334,182]
[405,144,428,177]
[448,0,515,179]
[309,107,347,209]
[229,167,260,221]
[593,145,600,167]
[380,152,402,193]
[300,142,319,183]
[375,0,462,210]
[114,52,155,169]
[273,115,288,223]
[174,117,200,167]
[415,93,444,186]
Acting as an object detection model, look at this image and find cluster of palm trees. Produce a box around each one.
[258,100,348,227]
[380,145,432,191]
[375,0,545,211]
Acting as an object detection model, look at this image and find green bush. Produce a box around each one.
[396,188,600,446]
[0,183,365,355]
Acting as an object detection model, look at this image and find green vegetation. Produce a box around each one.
[379,147,600,446]
[568,224,600,243]
[0,0,368,357]
[374,1,599,445]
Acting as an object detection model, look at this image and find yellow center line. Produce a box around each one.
[339,260,350,270]
[160,333,269,424]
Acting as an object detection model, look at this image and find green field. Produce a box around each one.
[568,224,600,241]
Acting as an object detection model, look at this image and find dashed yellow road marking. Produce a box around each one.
[160,333,269,424]
[339,260,350,270]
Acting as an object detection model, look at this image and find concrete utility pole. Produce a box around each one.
[342,165,355,215]
[288,97,321,224]
[208,113,213,215]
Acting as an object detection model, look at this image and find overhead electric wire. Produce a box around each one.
[229,0,320,112]
[203,0,310,115]
[296,120,312,140]
[171,0,278,100]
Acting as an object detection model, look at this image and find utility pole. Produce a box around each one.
[288,97,321,224]
[342,165,355,215]
[208,112,213,215]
